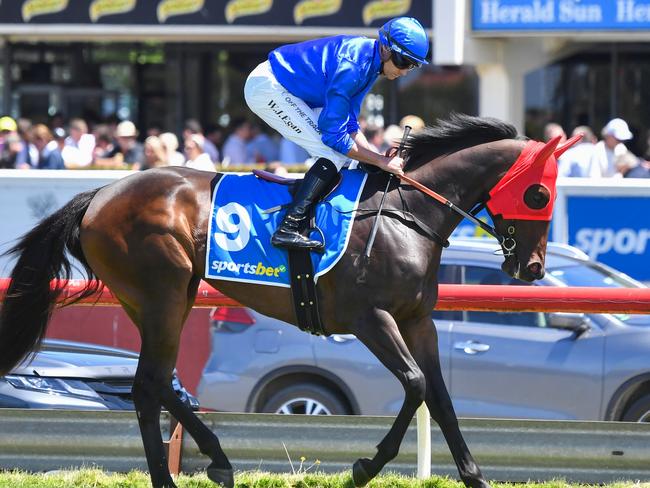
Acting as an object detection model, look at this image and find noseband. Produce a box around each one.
[500,225,517,257]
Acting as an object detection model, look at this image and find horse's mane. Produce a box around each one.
[403,113,518,171]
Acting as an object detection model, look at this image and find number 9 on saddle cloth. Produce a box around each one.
[206,169,367,289]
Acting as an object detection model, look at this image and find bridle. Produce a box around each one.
[397,173,518,257]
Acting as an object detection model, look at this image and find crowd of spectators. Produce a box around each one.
[10,112,647,179]
[0,113,424,175]
[545,118,650,179]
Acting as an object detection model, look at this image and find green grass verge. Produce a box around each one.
[0,470,646,488]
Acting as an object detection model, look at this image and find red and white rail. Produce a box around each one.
[1,278,649,313]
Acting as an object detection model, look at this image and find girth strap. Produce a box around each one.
[287,250,325,336]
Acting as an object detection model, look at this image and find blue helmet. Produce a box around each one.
[378,17,429,66]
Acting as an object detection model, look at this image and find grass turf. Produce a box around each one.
[0,470,647,488]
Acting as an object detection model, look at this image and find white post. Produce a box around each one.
[416,403,431,479]
[433,0,466,65]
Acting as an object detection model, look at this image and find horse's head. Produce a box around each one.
[486,134,581,282]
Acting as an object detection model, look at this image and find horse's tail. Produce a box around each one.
[0,188,102,375]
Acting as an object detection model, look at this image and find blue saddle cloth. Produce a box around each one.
[205,169,367,287]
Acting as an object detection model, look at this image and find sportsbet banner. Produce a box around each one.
[564,195,650,282]
[0,0,430,27]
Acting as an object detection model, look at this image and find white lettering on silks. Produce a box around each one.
[617,0,650,22]
[575,228,650,260]
[267,100,303,134]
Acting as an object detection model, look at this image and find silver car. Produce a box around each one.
[197,238,650,422]
[0,339,198,410]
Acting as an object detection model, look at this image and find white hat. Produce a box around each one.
[116,120,138,138]
[602,118,632,141]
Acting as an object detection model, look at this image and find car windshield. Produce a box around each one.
[547,262,643,288]
[547,262,648,325]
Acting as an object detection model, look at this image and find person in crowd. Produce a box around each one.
[146,126,162,138]
[32,124,65,170]
[92,124,114,163]
[557,126,598,177]
[15,118,38,168]
[183,134,215,172]
[615,151,650,178]
[183,119,219,163]
[205,124,225,157]
[95,120,144,168]
[591,118,632,177]
[245,16,428,250]
[0,133,24,169]
[246,123,279,163]
[363,126,385,153]
[159,132,186,166]
[137,135,168,170]
[399,114,425,132]
[222,118,253,166]
[48,112,65,130]
[382,124,403,153]
[279,138,310,165]
[543,122,567,143]
[0,116,19,168]
[0,116,17,150]
[63,118,95,168]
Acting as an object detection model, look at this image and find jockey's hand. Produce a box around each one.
[383,156,404,176]
[385,146,398,158]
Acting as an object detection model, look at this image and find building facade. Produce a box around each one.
[2,0,650,154]
[0,0,478,136]
[441,0,650,154]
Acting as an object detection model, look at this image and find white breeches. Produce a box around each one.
[244,60,350,170]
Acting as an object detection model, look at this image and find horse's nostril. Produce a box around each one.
[527,262,542,277]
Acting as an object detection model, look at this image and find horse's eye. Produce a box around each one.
[523,184,550,210]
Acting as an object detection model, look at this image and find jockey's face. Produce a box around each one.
[380,46,415,80]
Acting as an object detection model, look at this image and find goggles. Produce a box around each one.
[390,50,420,70]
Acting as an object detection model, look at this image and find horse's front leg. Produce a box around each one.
[350,308,426,487]
[401,315,491,488]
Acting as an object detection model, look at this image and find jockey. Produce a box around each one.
[244,17,429,251]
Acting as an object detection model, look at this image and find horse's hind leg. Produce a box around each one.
[157,278,233,488]
[350,308,426,487]
[121,280,233,488]
[402,316,490,488]
[132,297,189,488]
[160,386,233,487]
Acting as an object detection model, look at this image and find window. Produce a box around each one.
[462,265,547,328]
[431,264,462,322]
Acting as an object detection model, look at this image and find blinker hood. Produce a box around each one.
[487,134,582,221]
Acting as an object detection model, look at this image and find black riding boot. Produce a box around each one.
[271,158,338,252]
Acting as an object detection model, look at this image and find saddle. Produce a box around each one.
[253,168,342,198]
[252,169,296,186]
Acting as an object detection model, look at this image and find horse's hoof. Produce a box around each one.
[207,466,234,488]
[352,458,373,487]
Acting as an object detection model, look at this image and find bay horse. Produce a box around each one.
[0,114,577,488]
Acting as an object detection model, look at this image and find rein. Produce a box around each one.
[396,173,517,256]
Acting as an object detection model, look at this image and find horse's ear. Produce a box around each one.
[533,135,562,167]
[553,133,583,159]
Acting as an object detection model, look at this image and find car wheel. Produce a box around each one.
[261,383,347,415]
[622,393,650,422]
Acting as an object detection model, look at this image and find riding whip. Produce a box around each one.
[362,125,412,261]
